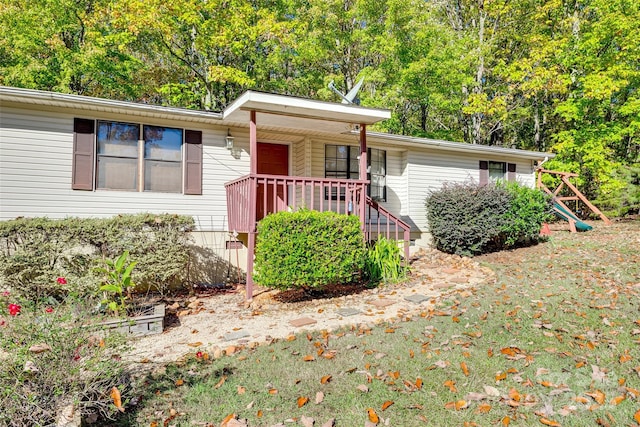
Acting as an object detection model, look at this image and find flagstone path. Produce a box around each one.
[126,249,495,366]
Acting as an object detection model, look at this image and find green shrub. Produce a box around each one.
[425,181,552,256]
[501,181,554,246]
[254,210,365,291]
[594,163,640,217]
[364,237,407,283]
[425,182,512,256]
[0,300,130,426]
[0,214,195,301]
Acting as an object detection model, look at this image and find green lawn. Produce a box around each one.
[114,221,640,426]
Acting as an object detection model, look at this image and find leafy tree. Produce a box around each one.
[0,0,142,98]
[109,0,296,109]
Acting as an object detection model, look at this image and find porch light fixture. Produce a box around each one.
[225,130,234,150]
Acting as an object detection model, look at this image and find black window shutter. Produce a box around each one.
[72,118,95,190]
[184,130,203,195]
[479,160,489,186]
[507,163,516,181]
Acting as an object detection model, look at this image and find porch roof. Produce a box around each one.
[223,91,391,133]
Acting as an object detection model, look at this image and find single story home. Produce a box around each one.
[0,86,552,297]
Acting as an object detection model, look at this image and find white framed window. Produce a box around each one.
[96,121,183,193]
[324,145,387,202]
[479,160,516,185]
[489,161,506,181]
[72,118,202,194]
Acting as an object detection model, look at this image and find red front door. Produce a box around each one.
[257,142,289,220]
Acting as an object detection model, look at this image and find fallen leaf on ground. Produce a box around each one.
[381,400,394,411]
[508,388,521,402]
[539,417,561,426]
[110,387,124,412]
[591,365,606,381]
[315,391,324,404]
[301,415,314,427]
[445,400,468,410]
[461,361,470,376]
[214,376,227,389]
[357,384,369,392]
[483,385,500,396]
[220,414,236,426]
[320,375,332,384]
[297,396,309,408]
[501,347,522,357]
[610,395,625,405]
[466,392,487,401]
[367,408,379,424]
[586,390,605,405]
[476,403,491,414]
[444,379,457,392]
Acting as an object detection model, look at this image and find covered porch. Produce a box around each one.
[222,92,410,299]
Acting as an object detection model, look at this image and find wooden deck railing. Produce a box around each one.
[365,196,411,262]
[225,174,412,262]
[225,174,368,233]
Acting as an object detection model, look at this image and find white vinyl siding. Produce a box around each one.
[0,105,250,231]
[407,149,536,234]
[1,102,538,242]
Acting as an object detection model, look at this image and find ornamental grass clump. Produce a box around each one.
[364,237,408,284]
[254,210,365,292]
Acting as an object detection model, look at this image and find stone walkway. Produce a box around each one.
[126,249,495,365]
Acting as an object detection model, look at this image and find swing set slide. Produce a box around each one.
[553,202,592,232]
[536,168,611,233]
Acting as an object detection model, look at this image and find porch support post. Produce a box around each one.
[359,124,367,181]
[358,124,367,232]
[250,110,258,174]
[246,110,258,301]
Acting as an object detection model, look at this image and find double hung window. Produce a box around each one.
[96,121,183,193]
[324,145,387,202]
[72,117,202,194]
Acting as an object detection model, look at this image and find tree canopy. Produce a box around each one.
[1,0,638,214]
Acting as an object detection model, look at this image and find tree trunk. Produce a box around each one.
[472,0,485,145]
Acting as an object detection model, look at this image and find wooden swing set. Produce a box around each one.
[536,169,611,232]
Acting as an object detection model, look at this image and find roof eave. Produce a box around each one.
[0,86,223,122]
[365,131,555,160]
[223,90,391,125]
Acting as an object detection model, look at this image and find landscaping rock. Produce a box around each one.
[289,317,317,327]
[29,343,52,353]
[56,403,81,427]
[125,247,494,364]
[23,360,38,373]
